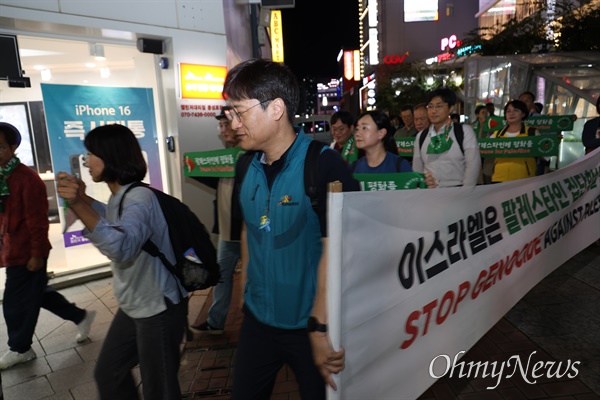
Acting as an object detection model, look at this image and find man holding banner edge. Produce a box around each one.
[223,59,358,399]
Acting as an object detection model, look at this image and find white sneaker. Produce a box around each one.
[0,348,36,370]
[76,310,96,343]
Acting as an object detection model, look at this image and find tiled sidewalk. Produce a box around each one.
[180,243,600,400]
[0,275,210,400]
[179,273,303,399]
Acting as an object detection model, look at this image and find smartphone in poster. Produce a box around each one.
[41,84,163,248]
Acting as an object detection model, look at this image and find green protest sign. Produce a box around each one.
[396,137,416,157]
[484,115,577,133]
[478,135,559,158]
[183,148,244,178]
[354,172,426,191]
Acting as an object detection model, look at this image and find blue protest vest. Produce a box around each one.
[240,131,322,329]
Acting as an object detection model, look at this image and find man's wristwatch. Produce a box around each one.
[307,316,328,333]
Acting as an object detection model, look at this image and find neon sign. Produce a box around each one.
[383,52,409,65]
[441,35,462,51]
[180,64,227,99]
[270,10,284,62]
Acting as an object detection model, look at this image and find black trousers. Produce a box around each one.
[232,306,325,400]
[94,298,186,400]
[3,262,85,353]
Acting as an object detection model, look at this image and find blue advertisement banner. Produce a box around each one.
[41,84,162,247]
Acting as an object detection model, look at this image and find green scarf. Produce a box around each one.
[0,156,20,213]
[473,120,480,132]
[341,135,359,164]
[426,124,454,155]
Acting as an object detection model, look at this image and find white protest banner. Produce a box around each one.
[327,149,600,399]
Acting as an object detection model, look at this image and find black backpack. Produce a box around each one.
[234,140,324,214]
[419,123,465,154]
[119,182,220,293]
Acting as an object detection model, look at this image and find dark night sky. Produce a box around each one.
[281,1,360,81]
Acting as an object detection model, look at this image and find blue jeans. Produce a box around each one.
[207,240,241,329]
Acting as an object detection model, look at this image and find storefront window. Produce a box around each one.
[0,36,162,275]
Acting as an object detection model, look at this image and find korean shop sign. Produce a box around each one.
[180,64,227,99]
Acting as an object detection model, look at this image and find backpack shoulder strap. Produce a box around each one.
[233,151,255,199]
[232,150,256,222]
[118,181,147,217]
[117,182,169,263]
[453,123,465,154]
[496,125,509,138]
[418,130,427,152]
[304,140,325,214]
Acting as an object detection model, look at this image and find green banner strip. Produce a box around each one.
[484,115,577,133]
[354,172,426,191]
[478,136,559,158]
[184,148,244,178]
[397,135,559,158]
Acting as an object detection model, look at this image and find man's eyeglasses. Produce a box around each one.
[427,103,448,110]
[225,99,272,123]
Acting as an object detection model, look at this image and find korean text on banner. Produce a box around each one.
[183,148,244,178]
[327,149,600,399]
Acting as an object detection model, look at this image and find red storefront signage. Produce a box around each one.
[383,52,409,65]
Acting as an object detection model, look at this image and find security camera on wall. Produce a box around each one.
[136,38,165,55]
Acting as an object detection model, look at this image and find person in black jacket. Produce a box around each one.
[191,107,242,334]
[582,97,600,155]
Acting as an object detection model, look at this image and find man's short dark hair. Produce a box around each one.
[222,59,299,124]
[330,111,354,127]
[84,124,147,185]
[534,102,544,114]
[519,91,535,103]
[427,87,457,107]
[400,105,414,113]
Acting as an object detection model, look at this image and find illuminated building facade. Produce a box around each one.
[357,0,479,109]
